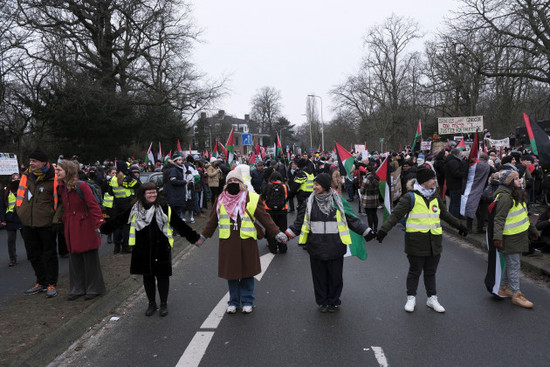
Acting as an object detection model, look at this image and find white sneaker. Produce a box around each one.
[190,218,195,223]
[226,305,237,314]
[426,295,445,313]
[404,296,416,312]
[242,305,253,314]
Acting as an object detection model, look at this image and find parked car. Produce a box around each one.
[139,172,164,191]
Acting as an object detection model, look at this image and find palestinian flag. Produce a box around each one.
[276,134,283,158]
[457,138,466,151]
[163,150,172,166]
[524,113,550,169]
[460,130,490,218]
[485,199,505,296]
[212,139,219,158]
[335,141,354,180]
[410,120,422,152]
[157,142,163,161]
[317,144,321,152]
[145,142,155,166]
[341,194,368,261]
[248,152,256,168]
[376,156,392,221]
[177,140,183,156]
[226,127,235,165]
[219,142,229,158]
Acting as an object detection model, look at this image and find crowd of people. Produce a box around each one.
[1,136,548,315]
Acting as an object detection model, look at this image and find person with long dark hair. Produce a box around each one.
[101,182,200,316]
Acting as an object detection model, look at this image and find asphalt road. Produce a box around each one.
[49,210,550,367]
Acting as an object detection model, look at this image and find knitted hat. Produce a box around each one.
[297,158,307,169]
[225,169,244,183]
[210,157,217,163]
[314,173,331,192]
[416,167,436,185]
[499,170,519,185]
[29,147,48,162]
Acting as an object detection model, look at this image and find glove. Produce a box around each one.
[195,234,206,247]
[364,229,376,242]
[493,240,503,249]
[376,230,387,243]
[275,232,288,244]
[457,225,468,237]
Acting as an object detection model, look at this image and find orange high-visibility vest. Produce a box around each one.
[16,172,59,211]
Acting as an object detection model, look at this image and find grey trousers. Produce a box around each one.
[501,253,521,293]
[69,249,106,296]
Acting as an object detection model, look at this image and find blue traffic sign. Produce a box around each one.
[242,133,252,146]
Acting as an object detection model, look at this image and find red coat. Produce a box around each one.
[59,182,105,254]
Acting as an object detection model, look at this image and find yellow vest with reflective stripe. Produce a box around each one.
[299,209,352,245]
[129,206,174,247]
[406,193,442,235]
[218,192,260,240]
[103,193,114,208]
[496,194,530,235]
[6,191,16,213]
[110,176,133,199]
[299,172,314,192]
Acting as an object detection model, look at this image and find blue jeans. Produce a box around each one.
[228,277,255,307]
[194,191,200,213]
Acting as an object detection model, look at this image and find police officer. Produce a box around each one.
[290,158,314,210]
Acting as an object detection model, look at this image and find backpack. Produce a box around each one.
[265,182,286,210]
[76,180,103,209]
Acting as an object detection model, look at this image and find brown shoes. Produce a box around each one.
[498,285,514,298]
[511,292,534,309]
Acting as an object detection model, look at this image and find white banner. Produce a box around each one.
[0,153,19,176]
[486,137,510,148]
[354,144,366,153]
[438,116,484,135]
[420,141,432,151]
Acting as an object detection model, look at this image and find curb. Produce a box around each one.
[10,237,195,367]
[442,222,550,279]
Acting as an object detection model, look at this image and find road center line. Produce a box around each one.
[176,252,276,366]
[371,346,389,367]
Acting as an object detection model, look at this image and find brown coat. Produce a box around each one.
[202,192,280,280]
[206,164,220,187]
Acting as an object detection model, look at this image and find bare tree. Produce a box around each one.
[250,86,283,134]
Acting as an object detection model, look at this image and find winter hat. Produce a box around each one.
[172,153,182,160]
[225,169,244,183]
[29,147,49,162]
[297,158,307,169]
[416,167,436,185]
[314,173,332,192]
[499,170,519,185]
[210,157,217,163]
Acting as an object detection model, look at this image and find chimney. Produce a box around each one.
[218,110,225,119]
[201,112,206,119]
[244,114,250,121]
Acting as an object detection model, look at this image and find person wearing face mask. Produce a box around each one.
[196,170,287,314]
[101,182,200,316]
[376,167,468,313]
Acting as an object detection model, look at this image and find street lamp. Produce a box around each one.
[308,94,324,152]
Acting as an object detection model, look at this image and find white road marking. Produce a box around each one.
[177,252,275,366]
[371,346,389,367]
[175,332,214,367]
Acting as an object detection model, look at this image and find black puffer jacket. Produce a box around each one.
[288,195,369,260]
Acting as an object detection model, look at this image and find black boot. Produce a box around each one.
[145,302,157,316]
[113,243,121,254]
[159,302,168,317]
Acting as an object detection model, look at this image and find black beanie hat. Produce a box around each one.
[298,158,307,169]
[314,173,332,192]
[29,147,48,162]
[416,167,436,185]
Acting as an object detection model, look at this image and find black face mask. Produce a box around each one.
[226,182,241,195]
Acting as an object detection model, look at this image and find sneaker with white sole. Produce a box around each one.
[404,296,416,312]
[242,305,253,314]
[226,305,237,314]
[190,218,195,223]
[426,295,445,313]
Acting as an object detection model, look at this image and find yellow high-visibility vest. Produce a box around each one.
[299,172,314,192]
[299,209,352,245]
[103,193,114,209]
[109,176,133,199]
[218,192,260,240]
[406,193,442,235]
[6,191,16,213]
[496,193,530,235]
[129,206,174,247]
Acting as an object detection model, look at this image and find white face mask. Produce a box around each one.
[417,158,425,165]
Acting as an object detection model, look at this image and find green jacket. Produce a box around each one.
[15,166,62,228]
[380,180,461,256]
[492,185,537,254]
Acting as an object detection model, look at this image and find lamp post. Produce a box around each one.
[308,94,324,152]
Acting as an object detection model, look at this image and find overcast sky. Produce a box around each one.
[191,0,460,126]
